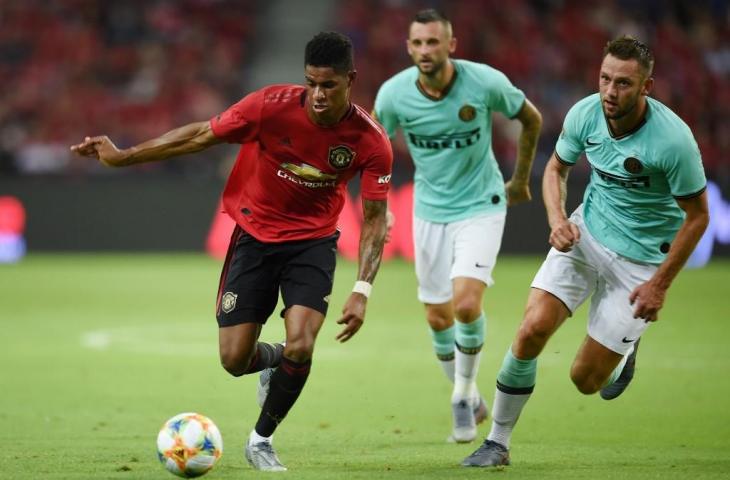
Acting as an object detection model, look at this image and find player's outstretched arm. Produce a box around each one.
[505,98,542,206]
[629,191,709,322]
[336,198,388,343]
[543,153,580,252]
[69,121,222,167]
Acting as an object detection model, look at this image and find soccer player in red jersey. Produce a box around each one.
[71,32,393,472]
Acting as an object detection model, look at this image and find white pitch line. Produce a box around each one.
[81,330,112,350]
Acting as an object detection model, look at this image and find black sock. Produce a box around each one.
[255,356,311,437]
[244,342,284,374]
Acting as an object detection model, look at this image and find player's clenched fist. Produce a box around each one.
[549,219,581,252]
[69,136,127,167]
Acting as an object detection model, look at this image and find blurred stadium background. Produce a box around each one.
[0,0,728,257]
[1,2,729,478]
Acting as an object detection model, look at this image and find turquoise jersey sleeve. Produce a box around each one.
[555,101,586,164]
[373,82,400,139]
[483,67,525,119]
[662,127,707,198]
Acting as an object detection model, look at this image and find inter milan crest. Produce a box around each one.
[624,157,643,174]
[221,292,237,313]
[458,104,477,122]
[328,145,356,169]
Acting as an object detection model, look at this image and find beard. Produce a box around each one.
[602,94,640,120]
[417,58,446,76]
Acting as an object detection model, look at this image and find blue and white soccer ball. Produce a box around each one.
[156,412,223,478]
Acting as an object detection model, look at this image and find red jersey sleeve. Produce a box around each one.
[359,135,393,201]
[209,89,264,143]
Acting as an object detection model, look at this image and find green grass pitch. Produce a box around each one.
[1,254,729,479]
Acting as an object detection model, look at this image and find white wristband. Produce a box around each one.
[352,280,372,298]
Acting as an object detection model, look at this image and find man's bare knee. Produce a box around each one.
[516,318,552,346]
[283,339,314,363]
[513,294,568,358]
[570,366,601,395]
[220,350,254,377]
[571,377,601,395]
[425,306,453,331]
[454,298,481,323]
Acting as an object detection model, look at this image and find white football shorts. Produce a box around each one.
[531,205,657,355]
[414,212,506,304]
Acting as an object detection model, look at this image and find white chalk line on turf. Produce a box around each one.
[80,324,216,356]
[79,325,366,358]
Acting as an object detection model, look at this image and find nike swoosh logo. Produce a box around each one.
[621,337,636,343]
[475,263,489,268]
[586,139,601,146]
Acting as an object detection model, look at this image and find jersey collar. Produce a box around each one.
[415,65,459,102]
[604,99,650,140]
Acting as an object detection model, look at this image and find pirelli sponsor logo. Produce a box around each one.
[408,128,481,149]
[594,166,650,188]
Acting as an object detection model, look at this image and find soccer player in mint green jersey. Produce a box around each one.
[463,36,709,467]
[373,9,543,444]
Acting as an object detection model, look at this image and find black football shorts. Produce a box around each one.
[215,225,339,327]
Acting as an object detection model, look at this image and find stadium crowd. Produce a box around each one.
[337,0,729,186]
[0,0,727,189]
[0,0,259,176]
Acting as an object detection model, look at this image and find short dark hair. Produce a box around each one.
[411,9,452,38]
[604,36,654,76]
[304,31,354,73]
[413,8,449,25]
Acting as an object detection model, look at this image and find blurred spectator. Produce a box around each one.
[1,0,727,189]
[0,0,259,176]
[336,0,729,188]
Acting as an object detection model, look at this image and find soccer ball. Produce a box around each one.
[156,412,223,478]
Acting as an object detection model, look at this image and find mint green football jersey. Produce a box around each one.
[556,93,706,264]
[374,59,525,222]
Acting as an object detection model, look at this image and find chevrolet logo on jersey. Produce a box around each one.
[594,166,650,188]
[280,162,338,181]
[408,128,481,149]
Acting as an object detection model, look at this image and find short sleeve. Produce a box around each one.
[663,130,707,198]
[555,102,586,165]
[359,135,394,201]
[373,82,400,139]
[484,68,526,119]
[210,89,264,143]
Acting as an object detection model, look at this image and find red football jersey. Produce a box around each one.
[210,84,393,243]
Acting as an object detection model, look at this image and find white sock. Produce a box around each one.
[452,350,481,403]
[603,344,634,387]
[486,388,531,448]
[249,429,272,445]
[444,356,482,404]
[439,358,455,383]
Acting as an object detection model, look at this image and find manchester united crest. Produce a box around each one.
[328,145,356,169]
[458,104,477,122]
[221,291,237,314]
